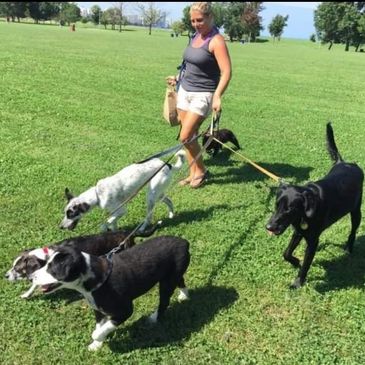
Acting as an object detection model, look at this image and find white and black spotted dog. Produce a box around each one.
[31,235,190,351]
[60,150,185,232]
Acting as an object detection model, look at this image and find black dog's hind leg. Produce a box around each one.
[148,278,177,322]
[344,206,361,253]
[283,231,303,268]
[290,238,318,289]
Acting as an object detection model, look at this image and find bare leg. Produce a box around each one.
[178,109,206,181]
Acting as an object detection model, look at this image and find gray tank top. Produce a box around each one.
[180,28,220,92]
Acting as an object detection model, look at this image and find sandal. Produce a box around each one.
[179,177,192,186]
[190,171,209,189]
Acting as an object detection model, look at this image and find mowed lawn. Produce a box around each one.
[1,21,365,364]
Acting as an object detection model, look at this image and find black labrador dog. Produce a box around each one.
[266,123,363,289]
[202,129,241,156]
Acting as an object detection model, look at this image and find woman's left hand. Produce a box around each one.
[212,94,221,113]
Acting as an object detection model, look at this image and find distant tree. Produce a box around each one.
[310,33,316,42]
[0,2,27,22]
[182,5,194,37]
[211,2,226,28]
[171,20,184,36]
[38,2,60,22]
[26,2,41,23]
[106,8,118,29]
[355,13,365,51]
[241,2,264,42]
[137,2,165,35]
[90,4,102,25]
[315,2,365,51]
[100,9,110,29]
[268,14,289,41]
[338,2,361,51]
[59,3,81,26]
[113,2,126,32]
[223,2,246,42]
[315,2,345,50]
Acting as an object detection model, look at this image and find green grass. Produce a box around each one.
[1,22,365,364]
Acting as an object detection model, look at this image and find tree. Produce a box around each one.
[59,3,81,26]
[181,5,195,37]
[113,2,126,32]
[137,2,165,35]
[315,2,365,51]
[211,2,226,28]
[338,3,361,51]
[268,14,289,41]
[241,2,264,42]
[0,2,27,22]
[171,20,184,36]
[90,4,102,25]
[355,13,365,51]
[223,2,246,42]
[26,2,41,23]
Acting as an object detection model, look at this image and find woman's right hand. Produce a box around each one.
[166,75,177,86]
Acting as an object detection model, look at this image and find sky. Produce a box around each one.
[77,2,321,40]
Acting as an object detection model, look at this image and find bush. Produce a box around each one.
[310,33,316,42]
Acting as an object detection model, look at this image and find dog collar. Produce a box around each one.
[43,247,49,257]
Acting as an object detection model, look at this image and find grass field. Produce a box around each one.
[1,21,365,364]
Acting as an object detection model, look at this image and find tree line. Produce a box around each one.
[314,2,365,51]
[0,2,81,25]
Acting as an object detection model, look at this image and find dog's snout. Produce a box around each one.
[5,272,9,279]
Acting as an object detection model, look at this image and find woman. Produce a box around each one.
[167,2,232,188]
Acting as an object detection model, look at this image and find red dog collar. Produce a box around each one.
[43,247,49,256]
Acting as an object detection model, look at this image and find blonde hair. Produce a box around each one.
[190,2,213,17]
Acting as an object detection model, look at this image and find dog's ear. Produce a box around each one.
[65,188,74,202]
[303,190,317,218]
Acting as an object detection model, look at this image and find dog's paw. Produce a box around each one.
[289,278,303,289]
[168,212,174,219]
[178,288,189,302]
[88,340,103,351]
[20,292,31,299]
[92,328,104,341]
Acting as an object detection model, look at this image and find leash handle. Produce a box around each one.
[210,110,221,135]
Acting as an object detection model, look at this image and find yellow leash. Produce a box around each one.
[211,137,281,183]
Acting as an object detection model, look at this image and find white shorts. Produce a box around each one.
[177,85,213,117]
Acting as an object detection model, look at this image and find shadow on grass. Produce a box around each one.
[161,203,235,228]
[314,235,365,293]
[109,285,238,353]
[208,161,314,185]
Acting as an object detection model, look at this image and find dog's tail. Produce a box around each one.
[171,149,186,170]
[326,122,343,163]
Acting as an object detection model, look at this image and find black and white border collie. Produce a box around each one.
[60,150,185,232]
[32,236,190,351]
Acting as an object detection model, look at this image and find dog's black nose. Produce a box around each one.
[266,223,273,231]
[5,272,9,279]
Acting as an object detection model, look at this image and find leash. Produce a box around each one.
[106,132,205,221]
[211,137,282,183]
[101,118,217,260]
